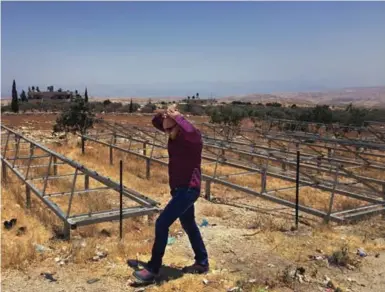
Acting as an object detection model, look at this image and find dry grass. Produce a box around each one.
[260,222,385,264]
[2,125,385,292]
[200,204,225,218]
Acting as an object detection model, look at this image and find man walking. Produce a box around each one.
[133,105,209,283]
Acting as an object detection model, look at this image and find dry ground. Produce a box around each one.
[1,114,385,292]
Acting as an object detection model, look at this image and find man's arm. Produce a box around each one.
[152,112,165,132]
[173,114,201,143]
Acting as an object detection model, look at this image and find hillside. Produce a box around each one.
[225,86,385,108]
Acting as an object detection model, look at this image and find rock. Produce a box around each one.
[87,278,100,284]
[316,249,324,254]
[40,273,57,282]
[346,264,355,270]
[55,257,61,263]
[227,288,242,292]
[296,267,306,275]
[267,264,275,268]
[248,279,257,283]
[375,253,380,258]
[327,280,336,289]
[203,278,209,285]
[100,229,111,237]
[96,251,107,258]
[16,226,26,236]
[297,274,304,283]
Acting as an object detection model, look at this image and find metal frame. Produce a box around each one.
[82,119,385,223]
[1,125,160,239]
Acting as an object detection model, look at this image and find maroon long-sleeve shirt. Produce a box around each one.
[152,113,202,190]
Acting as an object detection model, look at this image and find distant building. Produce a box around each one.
[28,91,73,100]
[181,99,217,105]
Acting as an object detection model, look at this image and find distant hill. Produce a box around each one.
[221,86,385,108]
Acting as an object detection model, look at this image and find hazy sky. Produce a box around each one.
[2,1,385,97]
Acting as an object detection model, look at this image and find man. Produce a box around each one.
[133,105,209,283]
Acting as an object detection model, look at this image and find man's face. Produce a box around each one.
[163,117,179,139]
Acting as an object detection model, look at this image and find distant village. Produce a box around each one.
[27,85,79,101]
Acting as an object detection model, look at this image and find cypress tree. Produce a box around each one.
[129,98,134,113]
[84,87,89,103]
[11,80,19,113]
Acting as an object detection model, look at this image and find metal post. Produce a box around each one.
[325,167,339,223]
[109,146,113,165]
[84,175,89,190]
[12,137,20,168]
[146,158,151,179]
[53,156,58,175]
[261,169,267,193]
[26,185,31,209]
[382,184,385,219]
[42,155,53,196]
[295,151,300,229]
[143,141,147,156]
[63,221,71,240]
[66,168,78,218]
[29,143,34,157]
[120,160,123,240]
[205,180,212,201]
[81,137,85,154]
[1,161,6,183]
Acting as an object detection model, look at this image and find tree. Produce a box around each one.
[129,99,134,113]
[192,95,195,100]
[103,99,112,106]
[28,87,31,92]
[31,86,35,92]
[53,95,95,134]
[47,85,54,92]
[58,88,63,92]
[196,93,199,99]
[36,86,40,92]
[20,90,28,102]
[84,87,89,103]
[187,96,191,100]
[11,80,19,113]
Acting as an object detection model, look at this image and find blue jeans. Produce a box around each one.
[146,187,209,274]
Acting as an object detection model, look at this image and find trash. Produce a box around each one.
[203,278,209,285]
[40,272,57,282]
[3,218,17,230]
[200,219,209,227]
[227,287,242,292]
[167,236,176,245]
[267,264,275,268]
[16,226,26,236]
[87,278,100,284]
[96,251,107,258]
[35,244,47,253]
[357,248,367,257]
[248,279,257,283]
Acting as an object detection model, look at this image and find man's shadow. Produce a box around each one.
[127,259,184,287]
